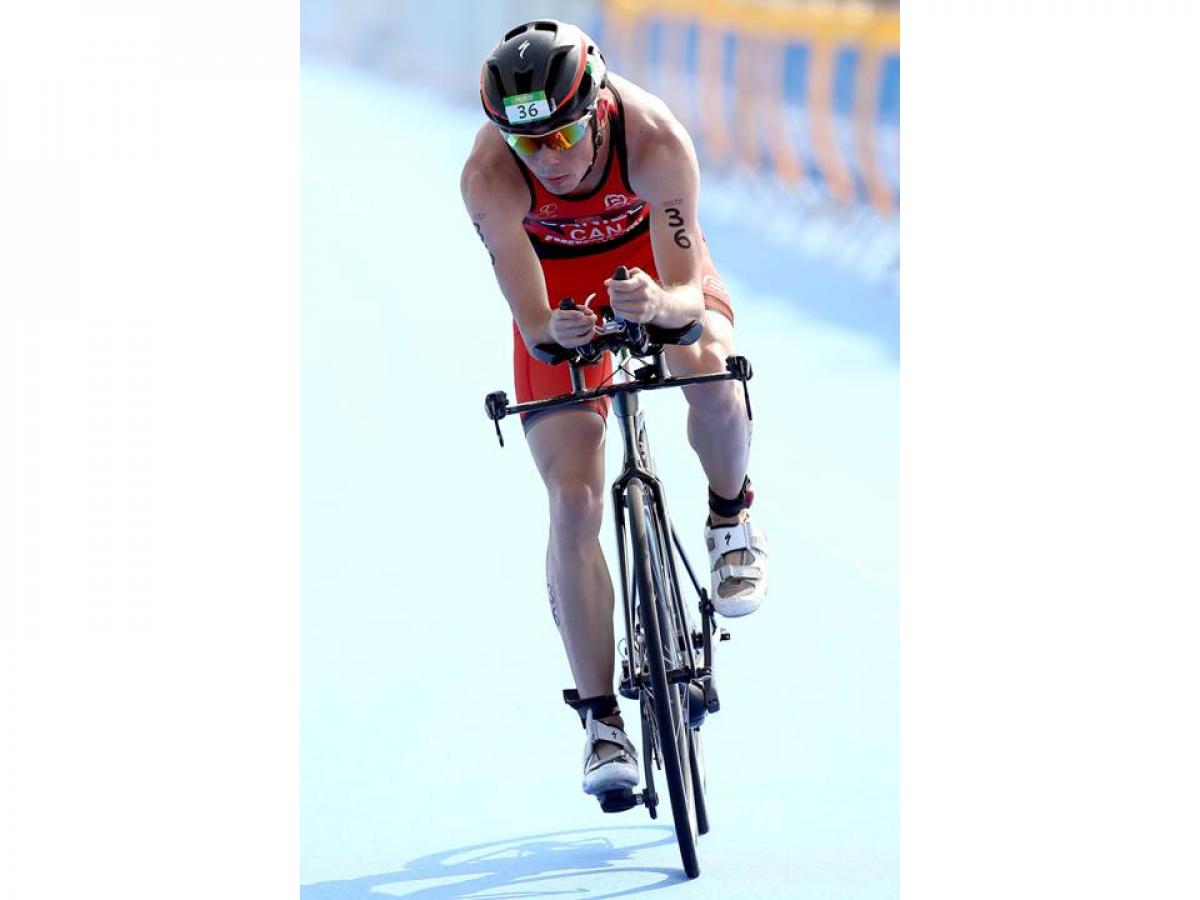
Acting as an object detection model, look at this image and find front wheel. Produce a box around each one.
[628,479,699,878]
[690,727,710,835]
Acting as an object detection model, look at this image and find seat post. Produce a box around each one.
[568,362,587,393]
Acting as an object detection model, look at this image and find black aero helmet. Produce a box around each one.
[480,20,607,136]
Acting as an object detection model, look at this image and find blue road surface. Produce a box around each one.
[302,59,898,898]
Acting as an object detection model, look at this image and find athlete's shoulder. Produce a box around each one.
[608,73,694,162]
[608,74,699,198]
[460,124,530,216]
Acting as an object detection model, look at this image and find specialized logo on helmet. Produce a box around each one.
[604,194,630,210]
[518,39,531,58]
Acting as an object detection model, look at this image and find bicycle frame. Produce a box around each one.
[484,336,753,696]
[610,385,699,699]
[484,345,748,706]
[482,327,751,880]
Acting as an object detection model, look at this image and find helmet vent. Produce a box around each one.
[533,20,557,33]
[486,61,506,93]
[513,68,534,93]
[543,47,570,98]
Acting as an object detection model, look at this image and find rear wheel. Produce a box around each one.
[628,479,699,878]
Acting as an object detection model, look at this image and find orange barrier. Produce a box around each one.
[602,0,899,214]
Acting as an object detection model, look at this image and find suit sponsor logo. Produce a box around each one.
[526,201,648,246]
[566,220,630,242]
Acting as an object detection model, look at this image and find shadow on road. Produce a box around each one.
[302,825,688,898]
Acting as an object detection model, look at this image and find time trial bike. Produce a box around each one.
[482,267,755,879]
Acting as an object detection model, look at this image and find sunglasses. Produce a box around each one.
[502,114,592,157]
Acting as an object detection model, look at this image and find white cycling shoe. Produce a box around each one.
[580,709,641,796]
[705,515,770,617]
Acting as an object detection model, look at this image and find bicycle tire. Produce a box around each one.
[640,700,658,820]
[689,728,710,835]
[628,478,699,878]
[643,486,710,838]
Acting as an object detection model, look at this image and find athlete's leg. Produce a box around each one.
[664,308,769,611]
[525,409,627,736]
[663,310,750,507]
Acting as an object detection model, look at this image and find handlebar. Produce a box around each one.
[482,265,753,447]
[530,317,704,366]
[531,266,702,366]
[484,355,753,446]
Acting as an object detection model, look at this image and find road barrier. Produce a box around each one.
[599,0,898,215]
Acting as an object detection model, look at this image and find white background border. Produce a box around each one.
[2,2,298,897]
[904,1,1200,896]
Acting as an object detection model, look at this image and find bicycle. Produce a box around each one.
[482,267,755,879]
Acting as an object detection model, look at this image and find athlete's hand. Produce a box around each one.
[604,267,662,324]
[548,306,598,348]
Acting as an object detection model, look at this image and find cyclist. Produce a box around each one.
[461,19,769,802]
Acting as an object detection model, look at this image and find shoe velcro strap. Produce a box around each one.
[707,521,768,567]
[715,563,764,582]
[586,717,636,756]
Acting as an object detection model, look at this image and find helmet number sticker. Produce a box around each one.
[503,90,553,124]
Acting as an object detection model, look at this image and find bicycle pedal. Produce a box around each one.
[597,787,638,813]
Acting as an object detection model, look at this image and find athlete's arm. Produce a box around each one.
[460,133,596,348]
[606,111,707,329]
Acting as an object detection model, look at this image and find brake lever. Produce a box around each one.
[725,355,754,421]
[484,390,508,447]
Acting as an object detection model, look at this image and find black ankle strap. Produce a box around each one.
[563,689,620,728]
[709,476,753,518]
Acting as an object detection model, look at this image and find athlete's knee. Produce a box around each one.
[684,351,744,423]
[673,327,733,378]
[547,478,605,538]
[695,334,733,372]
